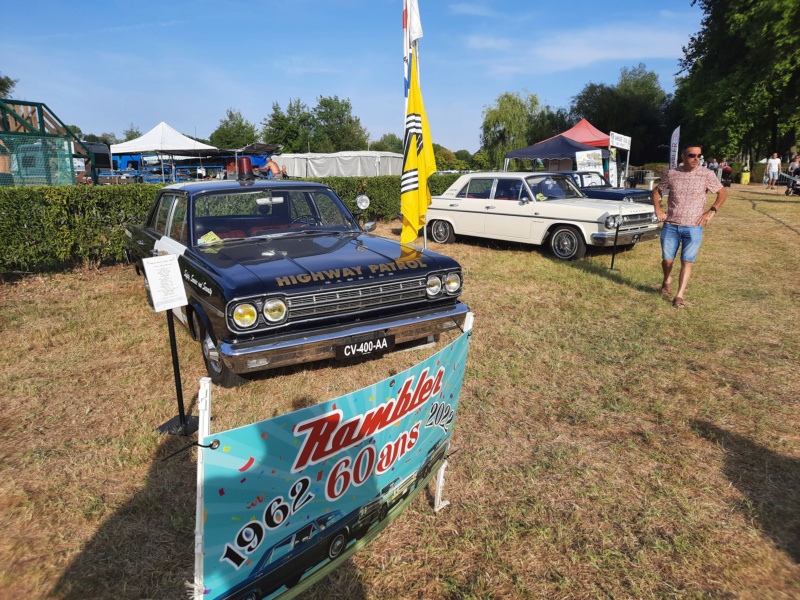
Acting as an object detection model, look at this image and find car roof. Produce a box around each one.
[459,171,571,178]
[161,179,329,194]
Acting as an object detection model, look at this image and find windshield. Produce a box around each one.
[525,175,585,200]
[578,172,611,187]
[191,188,358,245]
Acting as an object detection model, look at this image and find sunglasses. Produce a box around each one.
[685,153,701,158]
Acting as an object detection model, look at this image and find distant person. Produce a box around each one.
[766,152,781,190]
[652,144,727,308]
[788,156,800,177]
[281,165,288,179]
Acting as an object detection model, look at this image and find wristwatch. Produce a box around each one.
[709,206,717,213]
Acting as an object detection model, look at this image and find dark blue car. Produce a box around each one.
[560,171,652,203]
[218,509,361,600]
[125,180,468,386]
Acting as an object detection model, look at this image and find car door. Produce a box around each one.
[483,177,536,241]
[447,177,493,235]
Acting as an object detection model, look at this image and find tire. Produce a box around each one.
[195,315,246,387]
[283,573,302,589]
[378,504,388,522]
[429,220,455,244]
[548,226,586,260]
[327,531,348,560]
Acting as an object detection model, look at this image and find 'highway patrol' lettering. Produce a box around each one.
[276,260,428,287]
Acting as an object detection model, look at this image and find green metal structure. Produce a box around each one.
[0,98,98,186]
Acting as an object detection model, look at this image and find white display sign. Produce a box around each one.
[609,131,631,150]
[575,150,603,173]
[142,254,188,313]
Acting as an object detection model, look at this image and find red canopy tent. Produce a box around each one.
[556,118,610,147]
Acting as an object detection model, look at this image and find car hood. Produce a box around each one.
[191,232,455,296]
[547,198,653,214]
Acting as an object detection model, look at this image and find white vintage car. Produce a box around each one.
[426,172,660,260]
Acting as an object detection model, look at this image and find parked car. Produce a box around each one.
[126,180,468,386]
[219,509,361,600]
[426,172,660,260]
[559,170,653,203]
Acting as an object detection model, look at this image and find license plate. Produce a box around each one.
[335,334,395,360]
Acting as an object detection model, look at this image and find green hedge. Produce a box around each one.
[0,173,463,273]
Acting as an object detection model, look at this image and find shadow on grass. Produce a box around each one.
[748,200,800,236]
[692,420,800,563]
[50,403,368,600]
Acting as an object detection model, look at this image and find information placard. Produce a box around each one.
[142,254,188,313]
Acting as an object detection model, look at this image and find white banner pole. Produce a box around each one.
[191,377,212,600]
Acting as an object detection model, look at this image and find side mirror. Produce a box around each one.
[363,221,377,233]
[520,196,531,204]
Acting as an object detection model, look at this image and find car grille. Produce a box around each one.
[287,278,427,319]
[620,213,656,231]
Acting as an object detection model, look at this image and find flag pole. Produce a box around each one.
[415,39,428,251]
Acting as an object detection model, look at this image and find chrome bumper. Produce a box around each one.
[591,227,660,247]
[219,302,470,373]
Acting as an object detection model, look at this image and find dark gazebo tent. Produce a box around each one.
[504,135,609,171]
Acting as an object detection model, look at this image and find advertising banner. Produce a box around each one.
[669,126,681,170]
[609,131,631,151]
[575,150,603,173]
[198,327,472,600]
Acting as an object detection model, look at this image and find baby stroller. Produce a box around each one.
[785,171,800,196]
[721,165,732,187]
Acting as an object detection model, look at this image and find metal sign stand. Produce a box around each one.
[142,254,198,436]
[434,460,450,512]
[157,310,199,436]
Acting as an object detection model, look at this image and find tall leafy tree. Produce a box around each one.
[571,64,667,163]
[261,99,314,152]
[209,108,257,149]
[675,0,800,160]
[0,71,16,97]
[480,92,539,169]
[528,106,574,146]
[310,96,369,152]
[370,133,403,153]
[122,123,142,142]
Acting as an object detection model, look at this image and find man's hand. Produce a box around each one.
[696,210,715,226]
[655,207,667,222]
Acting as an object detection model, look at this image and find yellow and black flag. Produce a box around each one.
[400,39,436,245]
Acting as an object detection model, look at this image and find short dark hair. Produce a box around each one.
[682,144,702,154]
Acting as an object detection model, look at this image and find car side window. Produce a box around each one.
[456,178,493,199]
[169,195,188,243]
[292,523,317,548]
[266,537,293,565]
[288,191,315,220]
[493,179,521,201]
[310,192,348,226]
[151,194,175,234]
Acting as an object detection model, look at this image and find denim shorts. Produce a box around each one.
[661,223,703,262]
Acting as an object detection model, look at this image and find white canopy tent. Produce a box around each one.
[110,122,217,155]
[276,151,403,178]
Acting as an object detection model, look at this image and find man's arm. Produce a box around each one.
[652,186,667,222]
[697,186,727,226]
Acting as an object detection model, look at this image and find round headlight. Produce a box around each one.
[426,275,442,296]
[355,194,370,210]
[233,303,258,328]
[263,298,287,323]
[444,272,461,294]
[604,216,618,229]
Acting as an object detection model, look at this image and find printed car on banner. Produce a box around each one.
[125,180,468,387]
[199,327,471,600]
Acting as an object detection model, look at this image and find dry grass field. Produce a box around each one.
[1,183,799,599]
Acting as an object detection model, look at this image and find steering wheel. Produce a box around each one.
[290,215,320,226]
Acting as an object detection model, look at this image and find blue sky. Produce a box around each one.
[1,0,702,153]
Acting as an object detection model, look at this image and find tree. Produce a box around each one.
[674,0,800,161]
[209,108,257,149]
[528,106,574,147]
[84,132,118,145]
[480,92,540,169]
[0,71,16,97]
[122,123,142,142]
[454,149,472,164]
[370,133,403,153]
[261,99,313,152]
[310,96,369,152]
[571,64,667,163]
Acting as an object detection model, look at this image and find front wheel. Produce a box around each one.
[195,315,246,387]
[548,226,586,260]
[327,531,348,560]
[429,220,455,244]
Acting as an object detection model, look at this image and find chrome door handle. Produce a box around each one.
[449,203,458,207]
[485,205,495,210]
